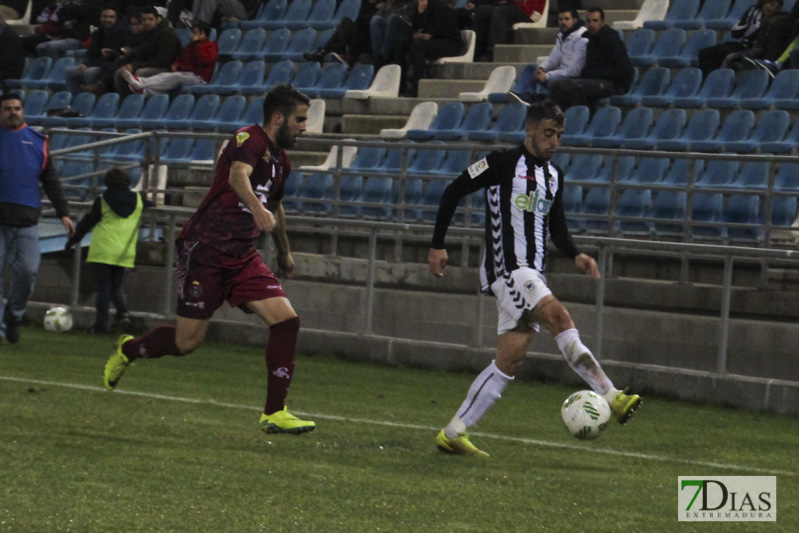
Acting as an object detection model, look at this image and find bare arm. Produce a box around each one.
[228,160,275,232]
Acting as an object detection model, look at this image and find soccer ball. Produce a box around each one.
[561,390,610,440]
[43,306,73,333]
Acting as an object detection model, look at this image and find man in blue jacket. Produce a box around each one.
[0,93,75,343]
[548,6,633,112]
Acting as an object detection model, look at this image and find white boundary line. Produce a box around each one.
[3,375,797,478]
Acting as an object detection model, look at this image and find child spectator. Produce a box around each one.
[65,168,154,334]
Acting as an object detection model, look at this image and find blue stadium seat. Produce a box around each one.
[644,0,699,30]
[569,106,622,147]
[488,69,524,103]
[725,110,790,154]
[117,93,168,129]
[104,129,146,163]
[651,191,687,236]
[657,109,720,151]
[695,160,740,188]
[467,102,526,142]
[288,0,336,30]
[592,107,654,149]
[673,0,731,30]
[194,95,245,131]
[635,28,685,67]
[560,105,590,146]
[551,152,569,171]
[406,102,465,141]
[18,90,49,124]
[261,28,293,62]
[284,27,317,61]
[5,57,51,89]
[729,161,771,189]
[239,0,287,29]
[262,0,312,30]
[691,193,724,238]
[663,158,703,186]
[398,178,424,221]
[706,0,751,30]
[146,94,193,129]
[705,69,769,109]
[568,153,604,182]
[673,68,734,108]
[360,176,395,218]
[740,69,799,110]
[68,92,119,128]
[596,155,636,183]
[299,172,333,214]
[188,61,243,94]
[317,64,374,98]
[641,67,702,107]
[303,62,348,98]
[29,90,72,125]
[658,29,716,68]
[262,60,295,91]
[230,28,267,61]
[347,141,386,171]
[419,179,452,223]
[291,61,322,91]
[433,102,492,141]
[180,94,220,130]
[215,28,243,57]
[281,170,303,213]
[771,197,798,227]
[431,149,470,176]
[408,142,446,174]
[625,108,686,150]
[221,97,264,132]
[610,67,669,106]
[159,137,195,164]
[759,119,799,153]
[337,174,363,217]
[40,91,94,128]
[690,109,754,152]
[582,187,610,233]
[234,61,267,95]
[625,29,655,66]
[774,162,799,191]
[615,188,652,235]
[627,156,670,184]
[723,194,760,240]
[313,28,335,51]
[328,0,360,29]
[29,56,74,90]
[92,93,141,129]
[562,185,583,232]
[59,161,95,200]
[189,139,217,161]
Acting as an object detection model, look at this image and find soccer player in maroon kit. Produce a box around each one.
[103,85,315,435]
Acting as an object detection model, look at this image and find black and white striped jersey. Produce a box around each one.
[431,144,581,293]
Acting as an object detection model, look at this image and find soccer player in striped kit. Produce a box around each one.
[429,100,641,456]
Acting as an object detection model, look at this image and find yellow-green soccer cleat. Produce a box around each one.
[611,388,642,425]
[436,429,489,457]
[104,335,134,390]
[259,407,316,435]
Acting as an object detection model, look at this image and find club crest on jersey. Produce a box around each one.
[189,281,202,298]
[236,132,250,147]
[513,189,553,215]
[263,150,271,163]
[468,158,489,179]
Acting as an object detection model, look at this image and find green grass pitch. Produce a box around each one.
[1,326,797,532]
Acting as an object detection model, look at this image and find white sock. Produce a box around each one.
[555,328,614,395]
[445,360,512,438]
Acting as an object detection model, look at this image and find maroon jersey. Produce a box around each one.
[179,125,292,256]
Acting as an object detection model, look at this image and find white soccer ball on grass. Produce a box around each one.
[43,306,73,333]
[561,390,610,440]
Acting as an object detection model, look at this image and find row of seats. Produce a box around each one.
[615,68,799,111]
[626,28,714,68]
[217,27,333,62]
[563,105,799,153]
[232,0,359,31]
[644,0,798,31]
[557,153,799,191]
[565,186,797,241]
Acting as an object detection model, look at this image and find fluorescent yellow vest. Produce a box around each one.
[87,195,143,268]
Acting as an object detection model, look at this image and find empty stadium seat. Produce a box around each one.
[774,162,799,191]
[625,29,656,66]
[260,28,293,62]
[657,109,720,151]
[568,154,604,182]
[432,149,471,176]
[560,105,590,146]
[596,155,636,183]
[651,191,687,236]
[347,141,386,171]
[561,185,583,232]
[644,0,699,30]
[615,188,652,234]
[329,0,360,29]
[725,110,790,154]
[262,60,295,91]
[760,119,799,153]
[705,69,769,109]
[569,106,622,147]
[18,90,49,123]
[614,0,669,30]
[770,196,798,227]
[691,193,724,238]
[286,0,335,30]
[292,61,322,91]
[177,94,219,130]
[658,29,715,68]
[221,97,264,132]
[195,95,246,131]
[582,187,611,232]
[691,109,754,152]
[345,64,401,99]
[318,64,375,98]
[303,63,348,97]
[337,174,364,217]
[740,69,799,110]
[40,91,94,128]
[694,160,740,188]
[433,102,492,141]
[230,28,267,61]
[70,92,119,128]
[299,171,333,214]
[117,93,168,129]
[628,156,670,184]
[729,161,771,189]
[592,107,654,149]
[284,27,317,61]
[635,28,685,67]
[610,67,669,106]
[239,0,287,29]
[663,158,703,186]
[673,0,730,30]
[459,65,517,102]
[641,67,702,107]
[145,94,194,129]
[406,101,465,141]
[216,28,243,57]
[262,0,312,30]
[468,102,526,142]
[94,93,143,129]
[189,61,244,95]
[30,56,74,91]
[673,68,734,108]
[408,142,446,174]
[360,177,394,218]
[705,0,751,29]
[625,108,686,150]
[723,194,760,240]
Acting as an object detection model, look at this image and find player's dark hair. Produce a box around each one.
[525,100,565,127]
[587,6,605,20]
[0,92,23,105]
[262,84,310,124]
[103,167,131,188]
[192,20,211,37]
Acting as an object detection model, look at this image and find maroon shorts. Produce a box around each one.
[175,240,287,320]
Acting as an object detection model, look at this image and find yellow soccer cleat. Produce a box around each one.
[436,429,489,457]
[104,335,134,390]
[611,388,642,425]
[259,407,316,434]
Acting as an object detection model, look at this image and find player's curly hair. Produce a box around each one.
[262,85,311,124]
[525,100,565,126]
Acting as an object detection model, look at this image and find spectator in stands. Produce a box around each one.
[64,5,129,94]
[548,6,633,112]
[748,0,799,76]
[82,6,181,95]
[508,6,587,104]
[22,0,98,58]
[727,0,787,70]
[472,0,547,62]
[121,19,218,95]
[182,0,249,26]
[0,11,25,91]
[303,0,379,68]
[370,0,415,66]
[65,167,154,334]
[394,0,462,97]
[0,93,75,344]
[698,0,764,77]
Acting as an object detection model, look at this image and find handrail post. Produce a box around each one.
[717,254,733,374]
[595,244,608,359]
[365,228,377,334]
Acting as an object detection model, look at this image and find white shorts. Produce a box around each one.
[490,267,553,335]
